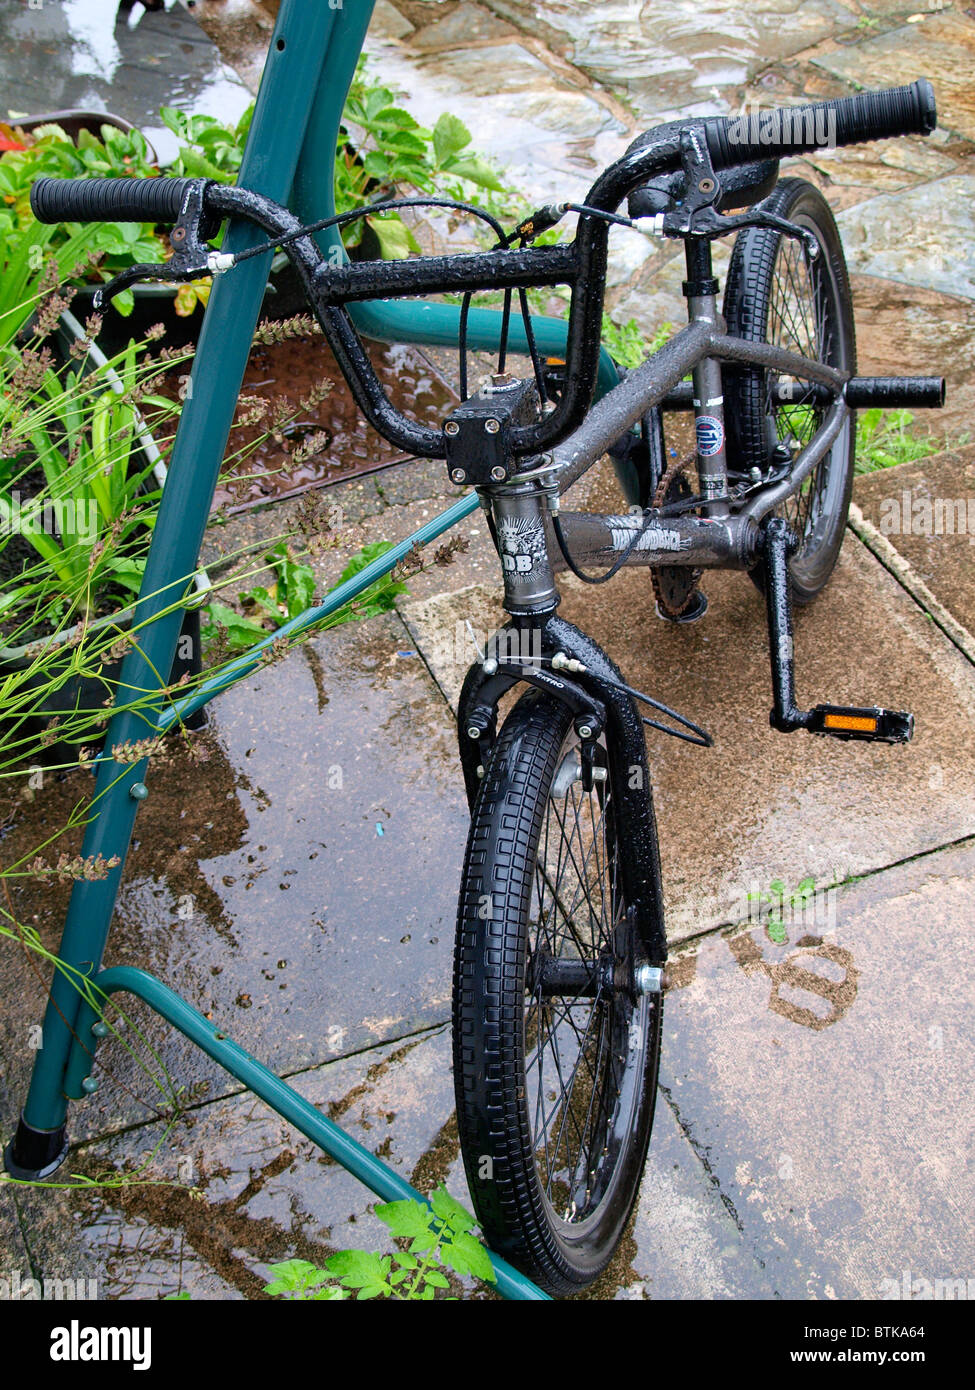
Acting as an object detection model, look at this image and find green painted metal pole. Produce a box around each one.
[20,0,348,1135]
[67,967,549,1301]
[155,492,480,734]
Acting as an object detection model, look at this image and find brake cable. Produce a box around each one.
[225,193,509,265]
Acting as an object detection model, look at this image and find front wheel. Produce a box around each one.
[724,178,856,603]
[452,690,663,1295]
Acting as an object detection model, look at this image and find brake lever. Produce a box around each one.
[632,124,820,260]
[93,182,225,309]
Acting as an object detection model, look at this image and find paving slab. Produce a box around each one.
[402,518,975,942]
[0,1014,772,1300]
[486,0,866,122]
[0,0,252,166]
[837,173,975,301]
[852,274,975,447]
[854,445,975,641]
[8,838,969,1302]
[0,611,471,1140]
[811,9,975,141]
[787,135,961,212]
[659,837,975,1299]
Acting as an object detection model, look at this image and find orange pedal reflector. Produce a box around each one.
[823,712,878,733]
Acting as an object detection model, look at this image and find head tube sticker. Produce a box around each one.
[696,415,724,458]
[497,515,545,581]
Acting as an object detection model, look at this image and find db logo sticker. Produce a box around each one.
[696,415,724,457]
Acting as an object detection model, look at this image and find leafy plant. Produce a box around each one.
[854,408,941,474]
[329,540,409,622]
[161,105,254,184]
[1,339,178,620]
[202,539,408,651]
[746,876,817,944]
[264,1187,496,1301]
[601,314,674,369]
[0,121,167,317]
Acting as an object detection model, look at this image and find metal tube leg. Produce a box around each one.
[5,0,346,1178]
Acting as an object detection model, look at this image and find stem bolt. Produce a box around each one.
[490,466,507,481]
[444,421,460,436]
[450,468,467,484]
[485,418,501,434]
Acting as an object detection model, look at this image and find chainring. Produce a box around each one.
[650,454,705,619]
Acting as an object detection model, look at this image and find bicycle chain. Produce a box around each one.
[650,452,705,619]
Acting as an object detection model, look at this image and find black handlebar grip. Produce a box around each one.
[30,175,199,225]
[704,79,936,167]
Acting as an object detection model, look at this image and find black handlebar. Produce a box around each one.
[27,80,938,464]
[31,80,938,232]
[30,174,198,225]
[703,78,936,166]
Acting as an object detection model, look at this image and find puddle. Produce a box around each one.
[1,0,251,166]
[0,613,470,1138]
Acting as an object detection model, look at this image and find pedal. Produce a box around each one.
[807,705,914,744]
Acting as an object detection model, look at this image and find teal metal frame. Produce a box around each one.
[8,0,623,1300]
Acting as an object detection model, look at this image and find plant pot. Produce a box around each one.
[16,110,160,165]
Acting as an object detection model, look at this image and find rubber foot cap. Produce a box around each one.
[3,1117,69,1181]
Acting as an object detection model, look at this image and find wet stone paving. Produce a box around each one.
[2,0,975,1300]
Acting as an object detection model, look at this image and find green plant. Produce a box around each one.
[0,122,167,317]
[264,1187,496,1301]
[746,876,817,944]
[601,314,674,369]
[164,65,506,264]
[336,63,506,259]
[161,105,254,184]
[1,340,181,622]
[855,408,941,474]
[328,540,410,622]
[202,539,409,651]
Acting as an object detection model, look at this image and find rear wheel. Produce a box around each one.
[452,690,663,1295]
[724,178,856,602]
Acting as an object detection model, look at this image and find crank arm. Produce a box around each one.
[761,517,914,744]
